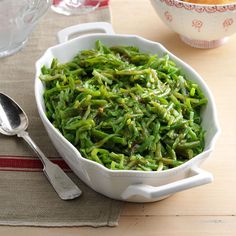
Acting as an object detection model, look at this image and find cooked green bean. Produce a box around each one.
[40,40,207,171]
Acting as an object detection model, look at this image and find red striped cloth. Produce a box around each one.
[0,156,70,172]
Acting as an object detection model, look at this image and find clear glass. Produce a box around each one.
[51,0,102,15]
[0,0,51,58]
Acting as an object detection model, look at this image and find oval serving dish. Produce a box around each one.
[35,22,220,202]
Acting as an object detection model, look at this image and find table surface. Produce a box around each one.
[1,0,236,235]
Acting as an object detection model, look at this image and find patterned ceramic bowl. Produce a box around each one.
[150,0,236,48]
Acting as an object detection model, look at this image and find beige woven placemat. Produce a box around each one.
[0,171,122,227]
[0,4,123,227]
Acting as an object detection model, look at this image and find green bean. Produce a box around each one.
[40,40,207,171]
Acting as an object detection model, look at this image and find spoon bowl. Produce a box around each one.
[0,93,28,135]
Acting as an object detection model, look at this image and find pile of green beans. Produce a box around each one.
[40,40,207,171]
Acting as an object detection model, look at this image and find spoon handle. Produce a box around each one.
[17,130,82,200]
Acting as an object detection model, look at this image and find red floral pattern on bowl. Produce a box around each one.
[192,19,203,32]
[164,11,173,22]
[223,18,234,30]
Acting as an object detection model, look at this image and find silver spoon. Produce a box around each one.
[0,92,82,200]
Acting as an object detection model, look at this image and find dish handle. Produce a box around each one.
[121,167,213,201]
[57,22,115,44]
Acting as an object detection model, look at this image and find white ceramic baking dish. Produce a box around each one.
[35,22,220,202]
